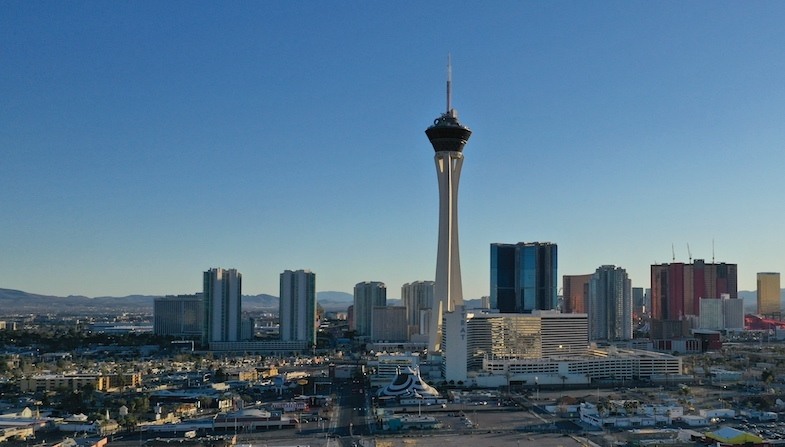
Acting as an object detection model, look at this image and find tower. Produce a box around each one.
[353,281,387,337]
[588,265,632,341]
[490,242,558,313]
[401,280,435,336]
[632,287,645,317]
[425,58,472,352]
[757,272,781,317]
[202,268,242,345]
[650,260,738,321]
[279,269,317,346]
[563,274,592,314]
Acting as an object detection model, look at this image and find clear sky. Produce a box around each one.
[2,1,785,298]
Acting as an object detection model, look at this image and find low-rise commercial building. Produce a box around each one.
[19,373,142,392]
[475,347,681,388]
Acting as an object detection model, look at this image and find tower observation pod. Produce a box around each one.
[425,58,472,353]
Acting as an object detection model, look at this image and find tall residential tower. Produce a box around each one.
[279,269,317,347]
[353,281,387,337]
[588,265,632,341]
[203,268,242,345]
[401,280,434,337]
[425,60,472,352]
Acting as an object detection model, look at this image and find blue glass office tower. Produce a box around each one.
[490,242,557,313]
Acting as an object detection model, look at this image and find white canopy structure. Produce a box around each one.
[377,367,439,398]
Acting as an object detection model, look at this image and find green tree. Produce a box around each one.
[61,391,87,415]
[130,396,150,416]
[122,415,138,432]
[213,367,227,383]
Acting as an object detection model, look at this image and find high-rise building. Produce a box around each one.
[563,274,592,313]
[588,265,632,341]
[401,281,434,336]
[650,260,738,321]
[490,242,558,313]
[757,272,781,316]
[699,294,744,331]
[154,294,203,337]
[279,269,316,346]
[722,295,745,330]
[632,287,645,317]
[203,268,242,345]
[353,281,387,337]
[425,59,472,353]
[242,318,255,341]
[699,298,723,330]
[371,306,408,342]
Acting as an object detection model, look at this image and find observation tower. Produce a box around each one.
[425,58,472,353]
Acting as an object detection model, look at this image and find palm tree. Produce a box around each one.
[623,400,639,416]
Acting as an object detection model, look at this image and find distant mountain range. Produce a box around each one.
[0,287,778,315]
[0,288,158,314]
[0,288,352,315]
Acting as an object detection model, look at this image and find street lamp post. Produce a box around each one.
[535,376,539,401]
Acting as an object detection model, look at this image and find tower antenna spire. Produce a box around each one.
[446,53,452,114]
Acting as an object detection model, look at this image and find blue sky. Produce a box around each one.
[2,1,785,298]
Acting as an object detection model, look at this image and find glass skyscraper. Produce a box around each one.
[563,274,592,314]
[490,242,557,313]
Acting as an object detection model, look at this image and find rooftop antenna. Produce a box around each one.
[671,243,675,262]
[712,238,715,263]
[687,243,692,263]
[446,53,453,115]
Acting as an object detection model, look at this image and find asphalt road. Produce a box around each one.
[328,378,372,446]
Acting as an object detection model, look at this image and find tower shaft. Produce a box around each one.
[428,151,464,352]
